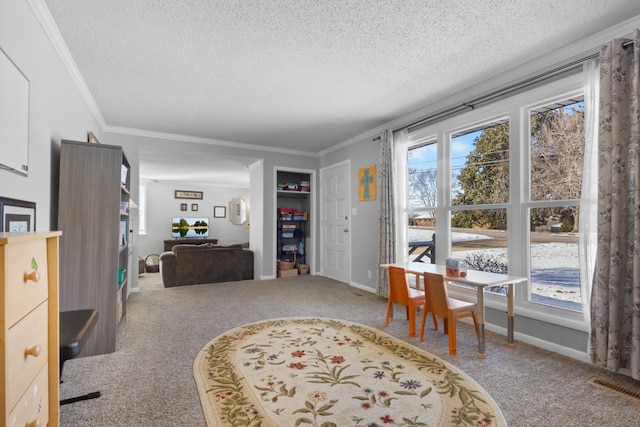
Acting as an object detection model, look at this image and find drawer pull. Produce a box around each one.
[24,345,41,358]
[24,269,41,283]
[24,256,41,283]
[26,419,40,427]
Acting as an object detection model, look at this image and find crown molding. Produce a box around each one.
[28,0,106,128]
[104,125,320,158]
[28,0,640,161]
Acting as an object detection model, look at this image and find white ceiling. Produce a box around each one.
[41,0,640,184]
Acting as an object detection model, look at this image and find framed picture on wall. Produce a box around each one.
[180,203,187,211]
[192,203,199,212]
[0,196,36,232]
[175,190,203,199]
[214,206,226,218]
[358,165,376,201]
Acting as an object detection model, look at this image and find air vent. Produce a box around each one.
[588,377,640,402]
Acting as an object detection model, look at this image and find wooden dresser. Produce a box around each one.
[0,231,61,427]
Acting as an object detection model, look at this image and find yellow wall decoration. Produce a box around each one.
[359,165,376,201]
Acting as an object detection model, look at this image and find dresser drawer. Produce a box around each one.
[6,301,48,412]
[7,363,49,427]
[4,239,49,326]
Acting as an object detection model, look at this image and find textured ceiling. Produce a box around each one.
[41,0,640,184]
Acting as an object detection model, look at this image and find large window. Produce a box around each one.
[451,122,509,206]
[528,98,584,310]
[408,140,437,259]
[402,68,594,325]
[449,123,510,293]
[139,184,147,235]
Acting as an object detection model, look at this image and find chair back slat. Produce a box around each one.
[388,266,410,305]
[423,272,449,317]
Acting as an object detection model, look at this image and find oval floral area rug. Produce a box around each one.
[193,317,507,427]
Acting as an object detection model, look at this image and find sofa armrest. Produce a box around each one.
[241,249,254,280]
[159,251,177,287]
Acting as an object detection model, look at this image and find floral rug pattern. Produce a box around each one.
[193,318,506,427]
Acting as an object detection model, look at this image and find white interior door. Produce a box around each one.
[320,161,350,283]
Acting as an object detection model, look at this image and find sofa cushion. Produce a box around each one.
[175,247,245,285]
[172,243,216,253]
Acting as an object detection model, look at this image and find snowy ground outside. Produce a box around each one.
[409,229,582,308]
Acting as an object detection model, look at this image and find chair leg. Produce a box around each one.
[60,391,102,405]
[448,318,457,355]
[408,305,416,337]
[385,300,392,326]
[59,360,102,405]
[420,311,439,341]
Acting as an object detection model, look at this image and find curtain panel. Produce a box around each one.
[590,29,640,380]
[377,130,394,297]
[579,59,599,324]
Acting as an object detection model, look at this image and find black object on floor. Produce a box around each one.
[59,309,102,405]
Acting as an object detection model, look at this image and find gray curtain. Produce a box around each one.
[377,130,394,297]
[590,29,640,380]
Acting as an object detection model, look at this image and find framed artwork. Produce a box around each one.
[358,165,376,201]
[191,203,199,211]
[180,203,187,211]
[175,190,203,200]
[214,206,226,218]
[0,196,36,232]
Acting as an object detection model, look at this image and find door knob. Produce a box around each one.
[343,228,349,233]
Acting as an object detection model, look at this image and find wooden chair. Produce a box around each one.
[420,272,479,355]
[385,266,429,337]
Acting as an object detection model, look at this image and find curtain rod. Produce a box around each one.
[400,52,600,135]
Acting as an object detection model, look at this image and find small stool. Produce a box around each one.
[60,309,101,405]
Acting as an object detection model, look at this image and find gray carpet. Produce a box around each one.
[60,273,640,426]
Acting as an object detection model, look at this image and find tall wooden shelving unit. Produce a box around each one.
[58,140,130,356]
[276,170,311,276]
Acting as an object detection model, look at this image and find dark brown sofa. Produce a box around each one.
[159,243,253,287]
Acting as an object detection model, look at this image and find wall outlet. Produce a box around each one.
[367,270,371,279]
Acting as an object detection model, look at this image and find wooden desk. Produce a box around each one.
[381,262,527,358]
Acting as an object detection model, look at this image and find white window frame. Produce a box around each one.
[400,70,591,331]
[138,184,147,235]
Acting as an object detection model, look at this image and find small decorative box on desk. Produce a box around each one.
[445,258,468,278]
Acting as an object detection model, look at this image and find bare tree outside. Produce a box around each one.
[530,102,584,231]
[408,167,437,210]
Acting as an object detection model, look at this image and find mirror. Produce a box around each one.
[229,197,247,225]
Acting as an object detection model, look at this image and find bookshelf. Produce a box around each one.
[276,171,311,277]
[58,140,130,356]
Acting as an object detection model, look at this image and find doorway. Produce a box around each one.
[320,160,351,283]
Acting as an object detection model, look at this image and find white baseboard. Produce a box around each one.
[349,281,377,294]
[483,323,591,363]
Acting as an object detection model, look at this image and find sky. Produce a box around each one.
[408,130,480,208]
